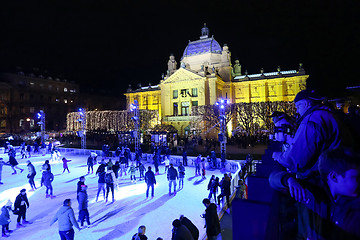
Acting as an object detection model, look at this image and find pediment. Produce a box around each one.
[161,68,204,84]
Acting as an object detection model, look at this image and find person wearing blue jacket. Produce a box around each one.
[43,170,55,198]
[0,200,13,237]
[78,185,90,227]
[50,199,81,240]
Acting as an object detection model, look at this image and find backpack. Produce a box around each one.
[105,173,113,184]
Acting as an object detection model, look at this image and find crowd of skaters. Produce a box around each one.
[0,140,239,239]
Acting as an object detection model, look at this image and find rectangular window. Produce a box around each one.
[181,102,189,116]
[173,103,178,116]
[173,90,178,99]
[192,88,198,97]
[64,88,68,92]
[192,101,198,107]
[70,89,76,93]
[55,98,60,102]
[64,98,68,104]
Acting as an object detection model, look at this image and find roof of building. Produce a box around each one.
[150,124,178,133]
[182,37,222,59]
[234,70,301,81]
[126,85,160,93]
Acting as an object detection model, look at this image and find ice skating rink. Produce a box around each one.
[0,152,228,240]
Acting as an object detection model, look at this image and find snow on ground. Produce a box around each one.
[0,152,228,240]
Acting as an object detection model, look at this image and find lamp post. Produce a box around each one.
[130,100,140,155]
[78,108,86,149]
[216,99,229,168]
[37,110,45,144]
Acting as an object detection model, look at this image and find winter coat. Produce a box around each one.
[87,156,94,166]
[78,190,88,210]
[276,104,353,179]
[172,224,194,240]
[27,163,36,176]
[77,181,85,195]
[128,165,136,174]
[98,171,106,184]
[329,195,360,239]
[145,170,156,185]
[204,203,221,237]
[105,170,116,184]
[131,233,148,240]
[9,156,18,166]
[178,165,185,178]
[220,177,231,196]
[167,166,178,180]
[209,179,219,193]
[0,206,11,225]
[50,205,80,231]
[14,193,29,211]
[43,171,54,186]
[180,216,199,240]
[62,158,71,168]
[139,164,145,173]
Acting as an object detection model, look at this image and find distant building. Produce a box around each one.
[0,70,80,134]
[125,25,309,136]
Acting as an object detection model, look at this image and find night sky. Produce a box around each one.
[1,0,359,98]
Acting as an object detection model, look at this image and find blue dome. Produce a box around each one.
[182,37,222,59]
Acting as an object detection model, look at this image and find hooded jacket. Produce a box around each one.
[277,104,353,179]
[50,205,80,231]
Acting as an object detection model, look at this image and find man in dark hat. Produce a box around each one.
[272,89,353,179]
[14,189,30,228]
[271,89,354,239]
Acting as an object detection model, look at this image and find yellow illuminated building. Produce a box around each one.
[125,24,308,136]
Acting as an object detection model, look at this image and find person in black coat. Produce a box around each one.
[202,198,220,240]
[171,219,194,240]
[14,189,30,228]
[217,173,231,208]
[179,215,199,240]
[144,166,156,198]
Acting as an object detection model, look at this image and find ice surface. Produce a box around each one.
[0,152,226,240]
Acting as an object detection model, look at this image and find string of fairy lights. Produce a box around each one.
[66,110,159,132]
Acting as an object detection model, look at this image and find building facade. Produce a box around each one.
[125,25,309,136]
[0,71,80,134]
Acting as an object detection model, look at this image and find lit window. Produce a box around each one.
[70,89,76,93]
[64,88,68,92]
[30,82,35,86]
[192,88,198,97]
[19,119,24,127]
[192,101,198,106]
[30,119,34,128]
[70,99,74,103]
[173,90,178,99]
[56,98,60,102]
[64,99,68,104]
